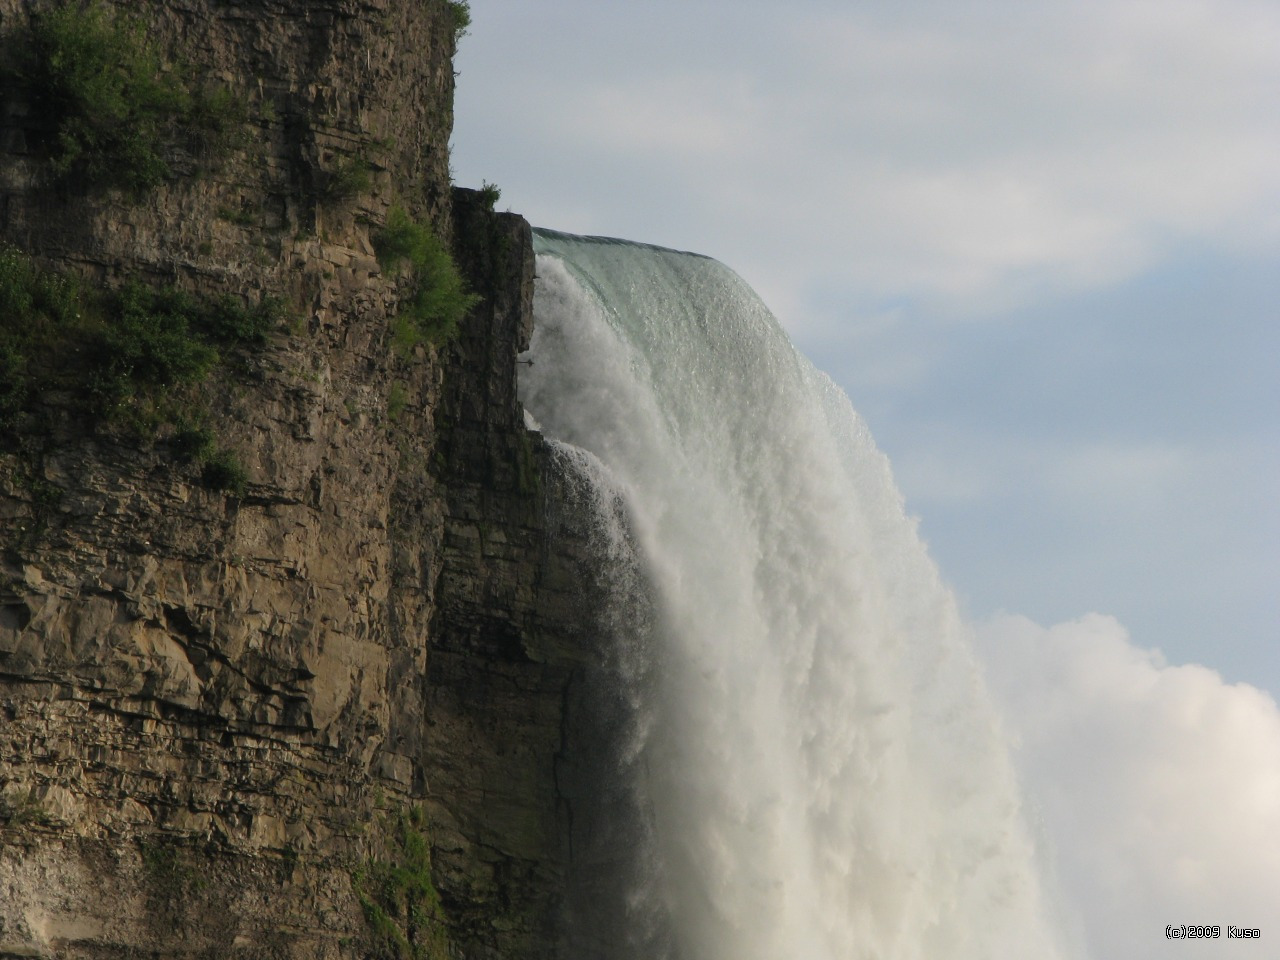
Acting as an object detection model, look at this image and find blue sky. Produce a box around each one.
[825,245,1280,687]
[451,4,1279,951]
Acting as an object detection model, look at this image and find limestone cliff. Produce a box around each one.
[0,2,603,957]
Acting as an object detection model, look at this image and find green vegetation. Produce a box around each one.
[169,419,246,494]
[445,1,472,42]
[0,792,53,829]
[0,1,242,193]
[89,282,221,401]
[374,207,479,348]
[354,806,451,960]
[323,155,374,201]
[3,463,65,548]
[170,420,217,462]
[216,205,257,227]
[387,314,423,359]
[478,180,501,211]
[140,838,207,896]
[199,446,248,496]
[516,427,541,498]
[0,243,277,494]
[386,381,408,423]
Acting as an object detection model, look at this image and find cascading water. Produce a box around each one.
[521,229,1077,960]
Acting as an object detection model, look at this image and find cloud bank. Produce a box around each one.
[455,0,1280,327]
[975,613,1280,959]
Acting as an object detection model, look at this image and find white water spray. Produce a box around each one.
[521,230,1076,960]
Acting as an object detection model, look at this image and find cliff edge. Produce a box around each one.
[0,2,601,957]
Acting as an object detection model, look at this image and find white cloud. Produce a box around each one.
[580,74,767,159]
[975,613,1280,959]
[884,433,1194,507]
[455,0,1280,330]
[1049,443,1190,498]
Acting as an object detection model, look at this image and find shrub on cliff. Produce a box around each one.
[0,243,275,493]
[0,1,241,193]
[88,283,220,401]
[445,1,472,42]
[374,207,479,349]
[322,155,374,202]
[0,245,81,427]
[0,247,280,415]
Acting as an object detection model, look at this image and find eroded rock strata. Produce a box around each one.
[0,2,608,957]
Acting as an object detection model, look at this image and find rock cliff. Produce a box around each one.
[0,2,608,957]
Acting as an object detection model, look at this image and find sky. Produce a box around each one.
[450,1,1279,955]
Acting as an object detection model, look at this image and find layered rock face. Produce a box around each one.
[0,3,607,957]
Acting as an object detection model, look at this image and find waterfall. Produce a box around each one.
[520,229,1076,960]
